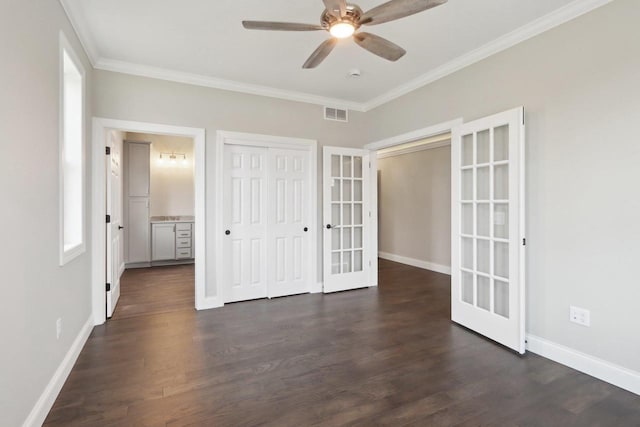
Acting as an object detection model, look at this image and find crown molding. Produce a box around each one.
[58,0,99,65]
[94,58,366,112]
[360,0,614,111]
[61,0,612,112]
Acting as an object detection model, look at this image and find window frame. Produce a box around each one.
[59,32,87,266]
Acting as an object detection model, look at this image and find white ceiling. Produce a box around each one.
[62,0,602,110]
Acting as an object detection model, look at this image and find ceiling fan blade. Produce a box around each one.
[323,0,347,18]
[359,0,447,26]
[353,32,406,61]
[303,38,338,69]
[242,21,325,31]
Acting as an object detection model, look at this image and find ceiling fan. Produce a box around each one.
[242,0,447,69]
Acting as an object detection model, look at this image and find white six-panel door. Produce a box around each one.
[322,147,372,293]
[222,143,313,303]
[106,132,124,318]
[267,148,310,298]
[223,145,269,303]
[451,107,526,353]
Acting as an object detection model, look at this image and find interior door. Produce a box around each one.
[451,107,526,353]
[222,145,268,303]
[267,148,310,298]
[106,132,124,318]
[323,147,372,293]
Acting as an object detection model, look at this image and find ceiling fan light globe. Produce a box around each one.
[330,22,355,38]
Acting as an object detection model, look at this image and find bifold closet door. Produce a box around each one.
[267,149,310,298]
[222,144,312,303]
[222,145,269,303]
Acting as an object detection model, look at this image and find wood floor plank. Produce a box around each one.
[44,260,640,426]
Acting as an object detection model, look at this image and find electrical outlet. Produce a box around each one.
[56,318,63,340]
[570,306,590,327]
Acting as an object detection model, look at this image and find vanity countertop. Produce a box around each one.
[150,216,195,224]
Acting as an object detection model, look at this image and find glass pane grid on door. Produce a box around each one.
[459,125,510,319]
[330,154,364,275]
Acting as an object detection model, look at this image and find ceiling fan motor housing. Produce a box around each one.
[321,4,363,30]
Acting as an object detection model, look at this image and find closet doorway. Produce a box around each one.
[216,132,317,304]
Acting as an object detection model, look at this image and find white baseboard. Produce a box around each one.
[124,262,152,269]
[22,315,94,427]
[526,334,640,396]
[310,282,323,293]
[378,251,451,275]
[196,295,223,310]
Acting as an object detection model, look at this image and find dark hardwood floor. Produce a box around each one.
[45,260,640,426]
[111,264,194,320]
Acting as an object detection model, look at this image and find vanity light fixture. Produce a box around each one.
[159,152,187,166]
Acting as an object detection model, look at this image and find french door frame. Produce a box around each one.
[364,118,464,288]
[215,131,318,304]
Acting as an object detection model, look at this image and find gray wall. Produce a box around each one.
[126,132,196,218]
[93,70,369,297]
[0,1,94,425]
[378,147,451,267]
[364,0,640,373]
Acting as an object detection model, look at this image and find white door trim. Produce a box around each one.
[363,118,463,288]
[215,131,318,306]
[364,119,463,152]
[91,118,207,325]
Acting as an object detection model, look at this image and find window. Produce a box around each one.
[59,33,86,265]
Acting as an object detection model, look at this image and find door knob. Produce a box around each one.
[326,224,333,229]
[304,227,308,232]
[118,226,124,230]
[225,230,231,235]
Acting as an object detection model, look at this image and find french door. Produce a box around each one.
[222,144,312,303]
[106,133,124,318]
[451,107,526,353]
[322,147,372,293]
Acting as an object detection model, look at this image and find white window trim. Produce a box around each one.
[59,32,87,266]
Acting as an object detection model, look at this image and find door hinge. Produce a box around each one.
[106,214,111,224]
[105,146,111,155]
[106,283,111,292]
[523,238,526,246]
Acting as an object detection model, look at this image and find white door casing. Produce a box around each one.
[267,148,311,298]
[451,107,526,354]
[92,118,207,325]
[322,147,372,293]
[106,132,124,318]
[222,145,269,303]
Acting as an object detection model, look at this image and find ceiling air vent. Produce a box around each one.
[324,107,348,123]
